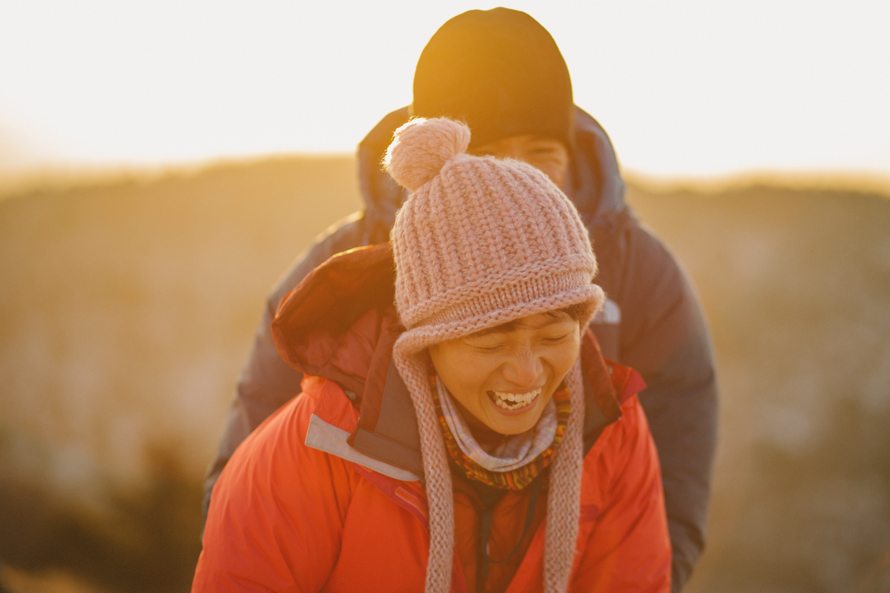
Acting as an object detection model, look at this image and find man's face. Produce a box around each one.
[472,135,570,189]
[428,311,581,436]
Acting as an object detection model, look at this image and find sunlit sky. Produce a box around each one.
[1,0,888,179]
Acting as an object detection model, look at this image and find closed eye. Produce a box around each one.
[474,345,504,352]
[542,333,572,344]
[462,338,506,352]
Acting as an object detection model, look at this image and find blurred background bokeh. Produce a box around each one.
[1,1,889,592]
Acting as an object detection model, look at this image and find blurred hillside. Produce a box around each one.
[1,157,888,592]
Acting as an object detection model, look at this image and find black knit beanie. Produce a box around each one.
[411,8,574,151]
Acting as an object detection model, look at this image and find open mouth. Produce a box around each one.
[487,388,542,412]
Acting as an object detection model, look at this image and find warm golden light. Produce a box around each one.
[1,2,889,592]
[0,0,887,180]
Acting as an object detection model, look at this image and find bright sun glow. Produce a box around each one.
[1,0,888,179]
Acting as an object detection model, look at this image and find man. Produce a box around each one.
[204,8,717,591]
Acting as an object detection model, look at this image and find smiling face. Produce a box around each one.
[428,310,582,435]
[472,135,570,189]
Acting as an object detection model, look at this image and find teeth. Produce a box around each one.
[490,389,541,410]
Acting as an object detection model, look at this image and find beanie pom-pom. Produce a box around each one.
[384,117,471,192]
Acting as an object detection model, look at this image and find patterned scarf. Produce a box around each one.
[431,376,570,491]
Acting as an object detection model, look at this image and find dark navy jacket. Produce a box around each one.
[204,106,718,592]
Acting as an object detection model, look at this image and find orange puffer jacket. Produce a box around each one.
[192,245,671,593]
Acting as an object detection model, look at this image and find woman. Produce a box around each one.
[193,118,670,593]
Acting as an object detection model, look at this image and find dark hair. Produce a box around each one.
[558,303,588,321]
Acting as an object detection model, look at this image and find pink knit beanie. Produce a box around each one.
[384,117,604,593]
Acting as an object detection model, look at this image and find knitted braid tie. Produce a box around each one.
[392,338,455,593]
[543,362,585,593]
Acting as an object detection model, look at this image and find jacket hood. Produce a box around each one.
[355,105,627,234]
[271,243,399,398]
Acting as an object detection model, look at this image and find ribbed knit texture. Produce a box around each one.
[385,117,604,593]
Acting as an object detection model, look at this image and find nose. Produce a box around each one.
[502,347,544,388]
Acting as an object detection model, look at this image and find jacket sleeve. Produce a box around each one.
[192,389,355,592]
[202,213,373,521]
[613,221,718,592]
[572,397,672,592]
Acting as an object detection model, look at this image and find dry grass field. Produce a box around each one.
[1,157,888,592]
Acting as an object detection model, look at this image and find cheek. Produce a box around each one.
[549,336,582,377]
[528,157,568,187]
[430,347,492,392]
